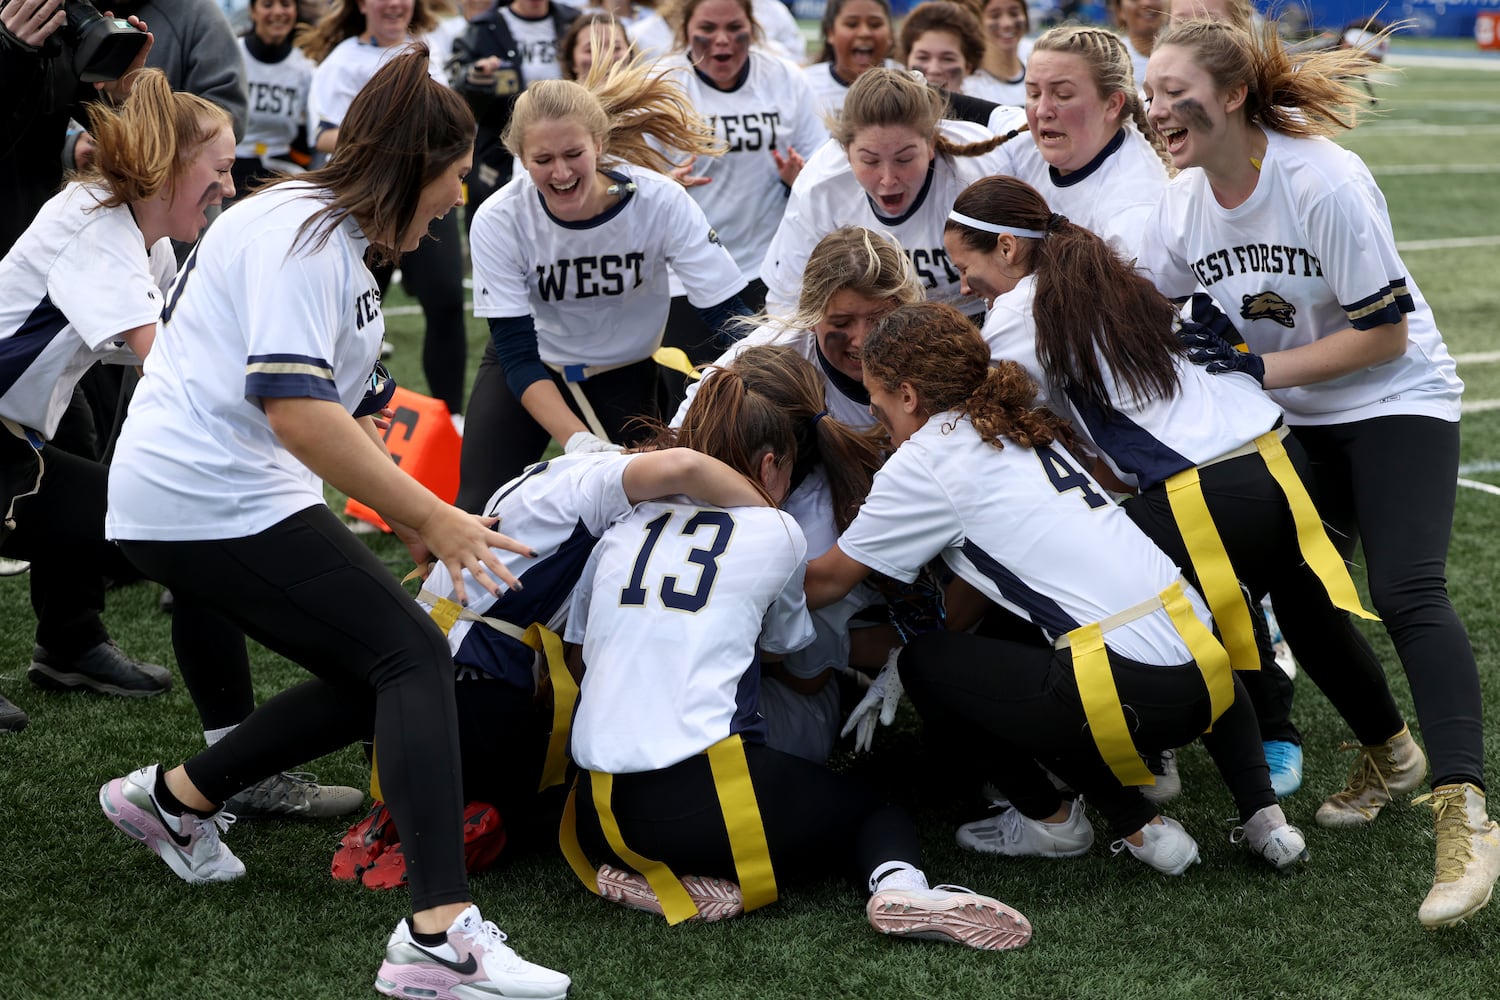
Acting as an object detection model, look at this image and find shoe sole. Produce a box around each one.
[867,894,1032,951]
[596,865,743,922]
[29,662,168,698]
[375,972,568,1000]
[99,779,243,884]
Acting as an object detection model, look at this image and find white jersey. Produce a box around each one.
[423,15,468,77]
[568,502,815,773]
[1138,129,1462,425]
[0,183,172,439]
[107,183,385,541]
[800,59,903,120]
[500,6,563,82]
[838,415,1211,664]
[762,120,1006,317]
[308,37,442,138]
[982,274,1284,492]
[421,452,641,689]
[238,37,314,160]
[470,164,744,366]
[659,53,829,281]
[623,9,674,61]
[987,109,1168,259]
[752,0,807,64]
[963,67,1025,107]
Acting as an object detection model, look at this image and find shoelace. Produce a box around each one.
[1327,743,1393,815]
[192,810,236,849]
[1412,788,1475,883]
[459,917,525,970]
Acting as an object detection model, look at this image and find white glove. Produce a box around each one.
[563,430,625,456]
[840,647,904,754]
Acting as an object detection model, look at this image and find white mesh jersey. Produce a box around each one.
[567,501,815,773]
[307,38,442,138]
[658,52,830,281]
[0,183,172,438]
[238,37,314,160]
[470,165,745,366]
[987,108,1168,260]
[106,183,384,541]
[499,6,563,82]
[982,275,1284,492]
[838,415,1211,664]
[1138,129,1462,426]
[762,120,1006,317]
[420,452,641,690]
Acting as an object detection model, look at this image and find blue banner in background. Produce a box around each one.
[1296,0,1500,35]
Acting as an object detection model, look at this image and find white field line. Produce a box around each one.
[1464,399,1500,414]
[1456,351,1500,365]
[1398,235,1500,251]
[1347,122,1500,137]
[1372,163,1500,176]
[1458,477,1500,497]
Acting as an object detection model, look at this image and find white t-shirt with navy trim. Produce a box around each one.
[800,59,904,120]
[307,37,443,140]
[500,6,564,82]
[0,183,173,439]
[837,415,1210,664]
[568,501,814,773]
[107,183,384,541]
[659,52,830,282]
[762,119,1007,318]
[470,164,745,367]
[422,452,640,690]
[238,36,315,161]
[1138,129,1462,425]
[986,110,1168,260]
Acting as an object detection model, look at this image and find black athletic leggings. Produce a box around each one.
[1292,415,1482,790]
[456,348,659,513]
[572,743,921,893]
[371,211,467,416]
[1123,439,1406,750]
[120,506,469,912]
[899,630,1275,838]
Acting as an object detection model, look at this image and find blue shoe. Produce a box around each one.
[1264,740,1303,798]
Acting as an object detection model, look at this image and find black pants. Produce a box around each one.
[372,212,467,415]
[453,674,562,853]
[1292,415,1482,789]
[899,630,1275,838]
[1123,440,1405,749]
[120,506,469,911]
[456,347,660,513]
[573,743,921,893]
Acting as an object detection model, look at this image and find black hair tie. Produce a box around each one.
[1048,212,1068,232]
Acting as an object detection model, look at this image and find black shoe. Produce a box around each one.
[0,694,28,732]
[28,642,173,697]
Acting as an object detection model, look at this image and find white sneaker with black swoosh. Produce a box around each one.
[99,764,245,883]
[376,905,571,1000]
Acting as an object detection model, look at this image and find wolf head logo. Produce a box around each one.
[1241,291,1296,328]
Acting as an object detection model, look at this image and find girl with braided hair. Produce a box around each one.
[761,66,1023,322]
[1141,19,1492,929]
[984,23,1171,258]
[805,301,1303,878]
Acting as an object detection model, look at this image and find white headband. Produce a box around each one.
[947,211,1046,239]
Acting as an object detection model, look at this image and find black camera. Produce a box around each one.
[64,0,150,83]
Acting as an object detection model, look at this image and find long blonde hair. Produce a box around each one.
[82,69,232,209]
[503,55,722,176]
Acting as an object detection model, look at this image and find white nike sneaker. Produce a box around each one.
[375,904,570,1000]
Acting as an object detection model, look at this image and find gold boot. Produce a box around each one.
[1314,725,1427,828]
[1413,783,1500,928]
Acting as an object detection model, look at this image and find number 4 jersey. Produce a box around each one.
[566,502,815,774]
[837,415,1211,667]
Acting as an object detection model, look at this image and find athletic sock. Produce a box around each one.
[409,919,450,948]
[204,724,237,747]
[868,860,928,895]
[153,767,218,819]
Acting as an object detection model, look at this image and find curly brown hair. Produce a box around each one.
[863,302,1075,452]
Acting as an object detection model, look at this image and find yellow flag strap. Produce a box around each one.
[1254,431,1378,621]
[705,735,778,912]
[556,737,777,923]
[653,346,703,380]
[1065,580,1233,786]
[1164,466,1260,673]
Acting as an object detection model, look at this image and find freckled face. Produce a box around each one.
[687,0,753,90]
